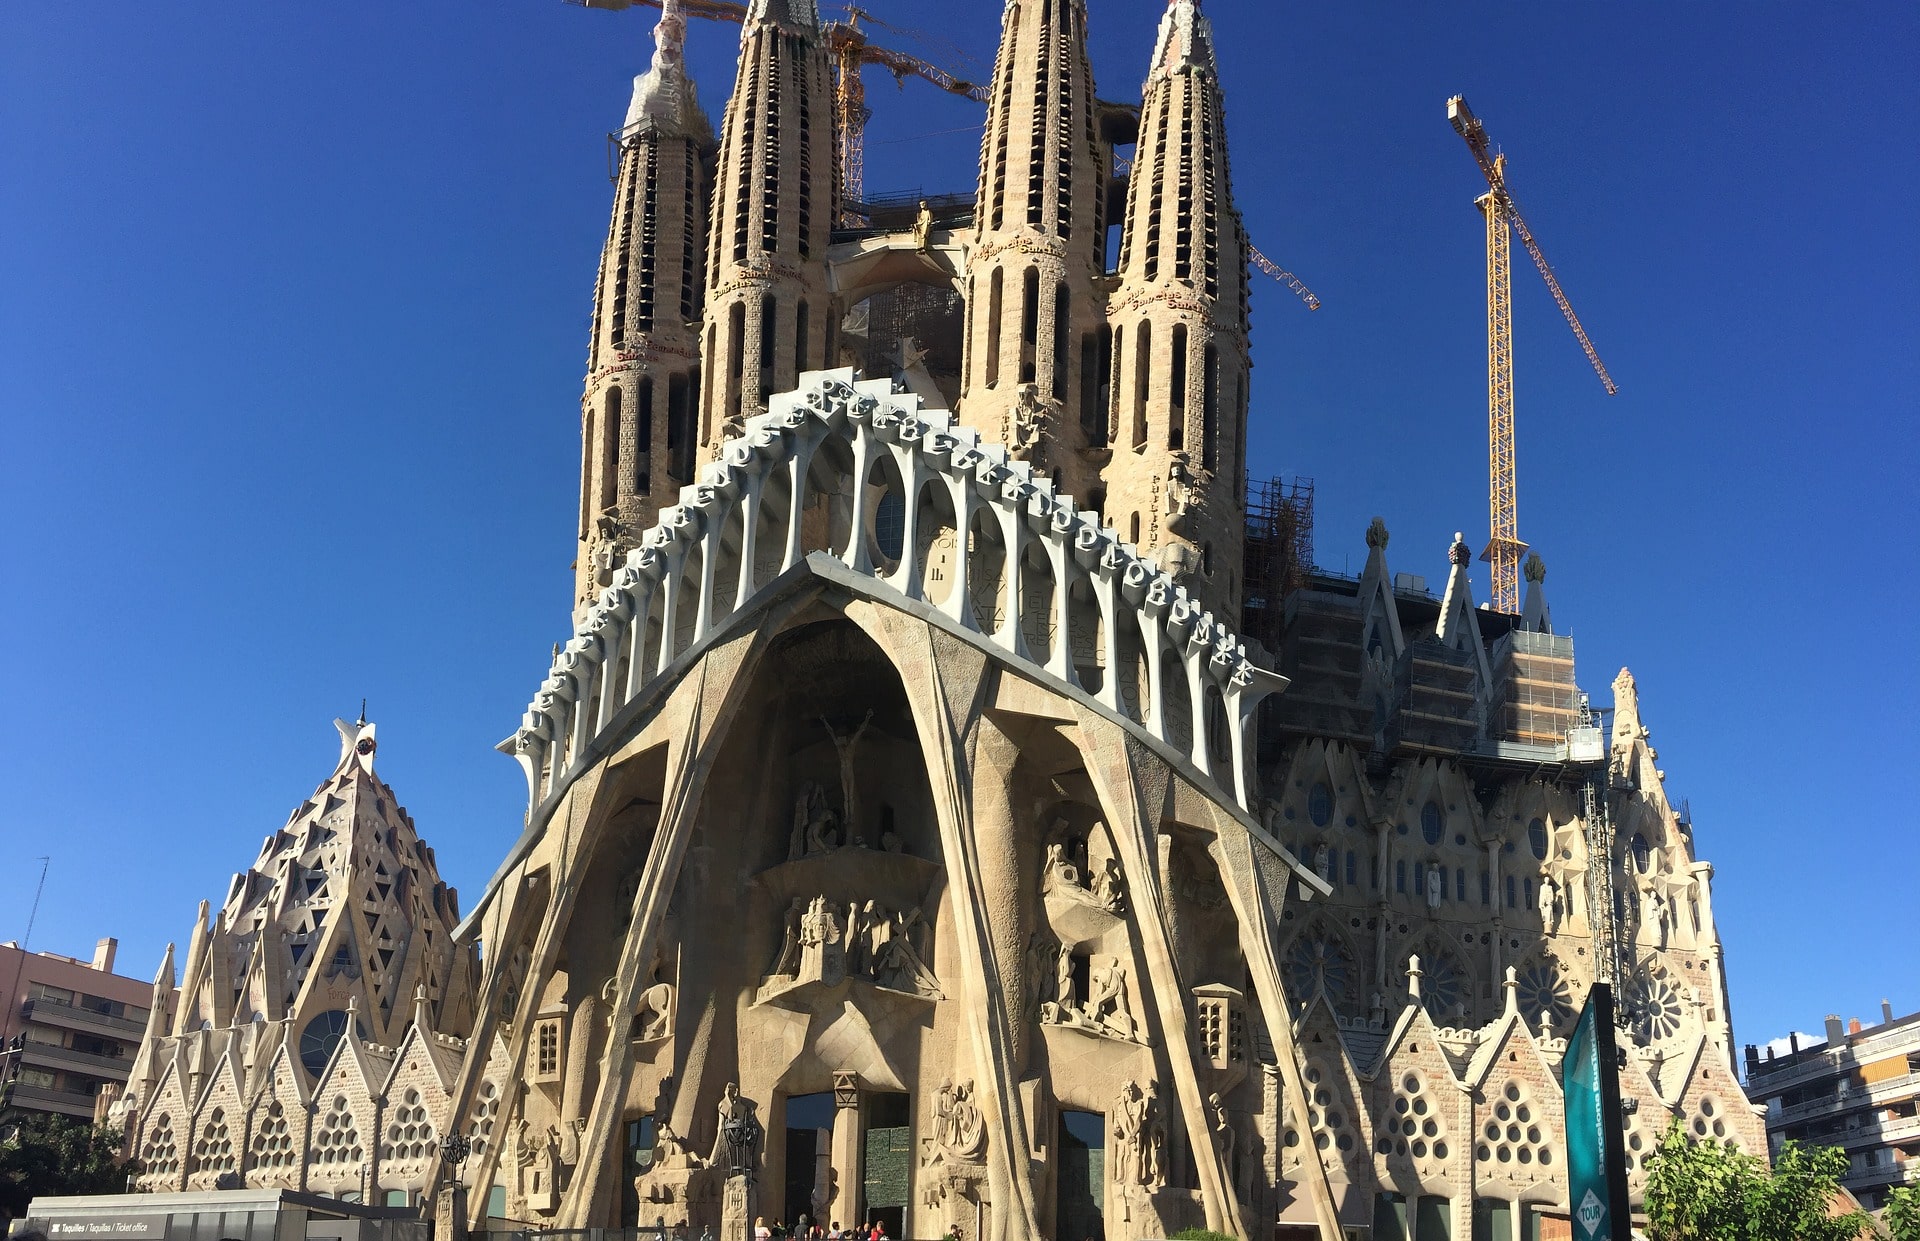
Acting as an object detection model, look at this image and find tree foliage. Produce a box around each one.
[1643,1118,1869,1241]
[1171,1231,1241,1241]
[0,1114,130,1225]
[1885,1187,1920,1241]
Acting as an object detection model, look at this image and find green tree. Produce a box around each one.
[0,1114,131,1226]
[1885,1187,1920,1241]
[1643,1118,1869,1241]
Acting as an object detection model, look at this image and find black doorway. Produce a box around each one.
[784,1091,835,1229]
[1058,1109,1106,1241]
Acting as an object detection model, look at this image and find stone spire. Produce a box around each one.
[1520,550,1552,633]
[577,0,717,615]
[957,0,1109,497]
[1103,0,1250,620]
[169,722,476,1059]
[697,0,836,455]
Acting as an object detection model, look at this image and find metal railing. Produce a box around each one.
[20,1040,135,1078]
[21,995,148,1035]
[1774,1071,1920,1124]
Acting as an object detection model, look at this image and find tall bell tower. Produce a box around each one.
[1102,0,1249,619]
[958,0,1110,501]
[696,0,837,463]
[577,0,716,615]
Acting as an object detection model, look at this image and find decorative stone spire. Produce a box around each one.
[167,722,477,1059]
[697,0,835,453]
[578,0,717,616]
[1436,532,1478,647]
[1102,0,1250,619]
[957,0,1109,498]
[1520,550,1552,633]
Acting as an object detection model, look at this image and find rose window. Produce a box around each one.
[1515,961,1574,1031]
[1285,934,1354,1010]
[1420,951,1467,1024]
[1628,969,1687,1047]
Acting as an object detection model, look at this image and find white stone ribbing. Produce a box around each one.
[506,369,1286,815]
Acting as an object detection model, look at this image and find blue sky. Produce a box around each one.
[2,0,1914,1058]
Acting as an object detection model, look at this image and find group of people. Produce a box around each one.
[753,1217,959,1240]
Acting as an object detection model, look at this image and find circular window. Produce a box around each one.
[1308,783,1333,828]
[1631,833,1652,874]
[299,1010,361,1077]
[1528,818,1549,861]
[1421,801,1443,846]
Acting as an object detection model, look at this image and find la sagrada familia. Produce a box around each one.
[109,0,1765,1237]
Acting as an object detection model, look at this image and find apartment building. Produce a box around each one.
[0,937,152,1123]
[1745,1003,1920,1211]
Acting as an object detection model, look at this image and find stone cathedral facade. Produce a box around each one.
[115,0,1763,1237]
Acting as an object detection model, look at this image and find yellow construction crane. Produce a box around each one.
[1447,95,1616,614]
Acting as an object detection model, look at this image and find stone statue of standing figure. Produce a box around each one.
[820,710,874,844]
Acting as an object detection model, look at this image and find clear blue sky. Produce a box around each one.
[2,1,1914,1057]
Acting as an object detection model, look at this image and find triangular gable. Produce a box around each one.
[1433,549,1495,687]
[1353,534,1407,662]
[256,1037,311,1112]
[192,1036,246,1121]
[311,1016,391,1111]
[134,1057,189,1190]
[1290,998,1373,1182]
[381,1019,459,1099]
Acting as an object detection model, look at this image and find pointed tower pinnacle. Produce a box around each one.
[577,0,717,616]
[957,0,1110,498]
[1103,0,1251,621]
[696,0,835,457]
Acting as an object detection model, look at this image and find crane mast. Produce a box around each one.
[1447,95,1617,614]
[1478,172,1520,613]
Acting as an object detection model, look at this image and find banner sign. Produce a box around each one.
[45,1218,166,1239]
[1562,983,1633,1241]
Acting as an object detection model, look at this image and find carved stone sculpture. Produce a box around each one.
[712,1082,762,1177]
[934,1078,987,1163]
[1113,1080,1165,1192]
[1426,862,1444,910]
[635,947,675,1041]
[820,710,874,843]
[1090,856,1126,913]
[1538,875,1561,934]
[1085,956,1140,1042]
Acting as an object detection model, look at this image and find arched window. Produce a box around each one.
[600,386,620,510]
[1456,868,1466,901]
[1019,267,1040,383]
[1529,818,1549,861]
[1631,833,1652,873]
[1346,851,1357,886]
[1051,281,1071,398]
[793,299,809,379]
[1421,801,1444,845]
[985,268,1004,387]
[1395,860,1406,894]
[874,491,904,562]
[1131,320,1151,450]
[1506,875,1517,908]
[1168,324,1188,450]
[1129,512,1141,545]
[1201,343,1219,471]
[757,294,778,391]
[634,380,653,492]
[1308,782,1333,827]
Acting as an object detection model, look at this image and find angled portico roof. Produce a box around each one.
[462,370,1322,935]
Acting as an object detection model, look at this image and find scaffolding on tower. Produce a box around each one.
[1241,475,1315,653]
